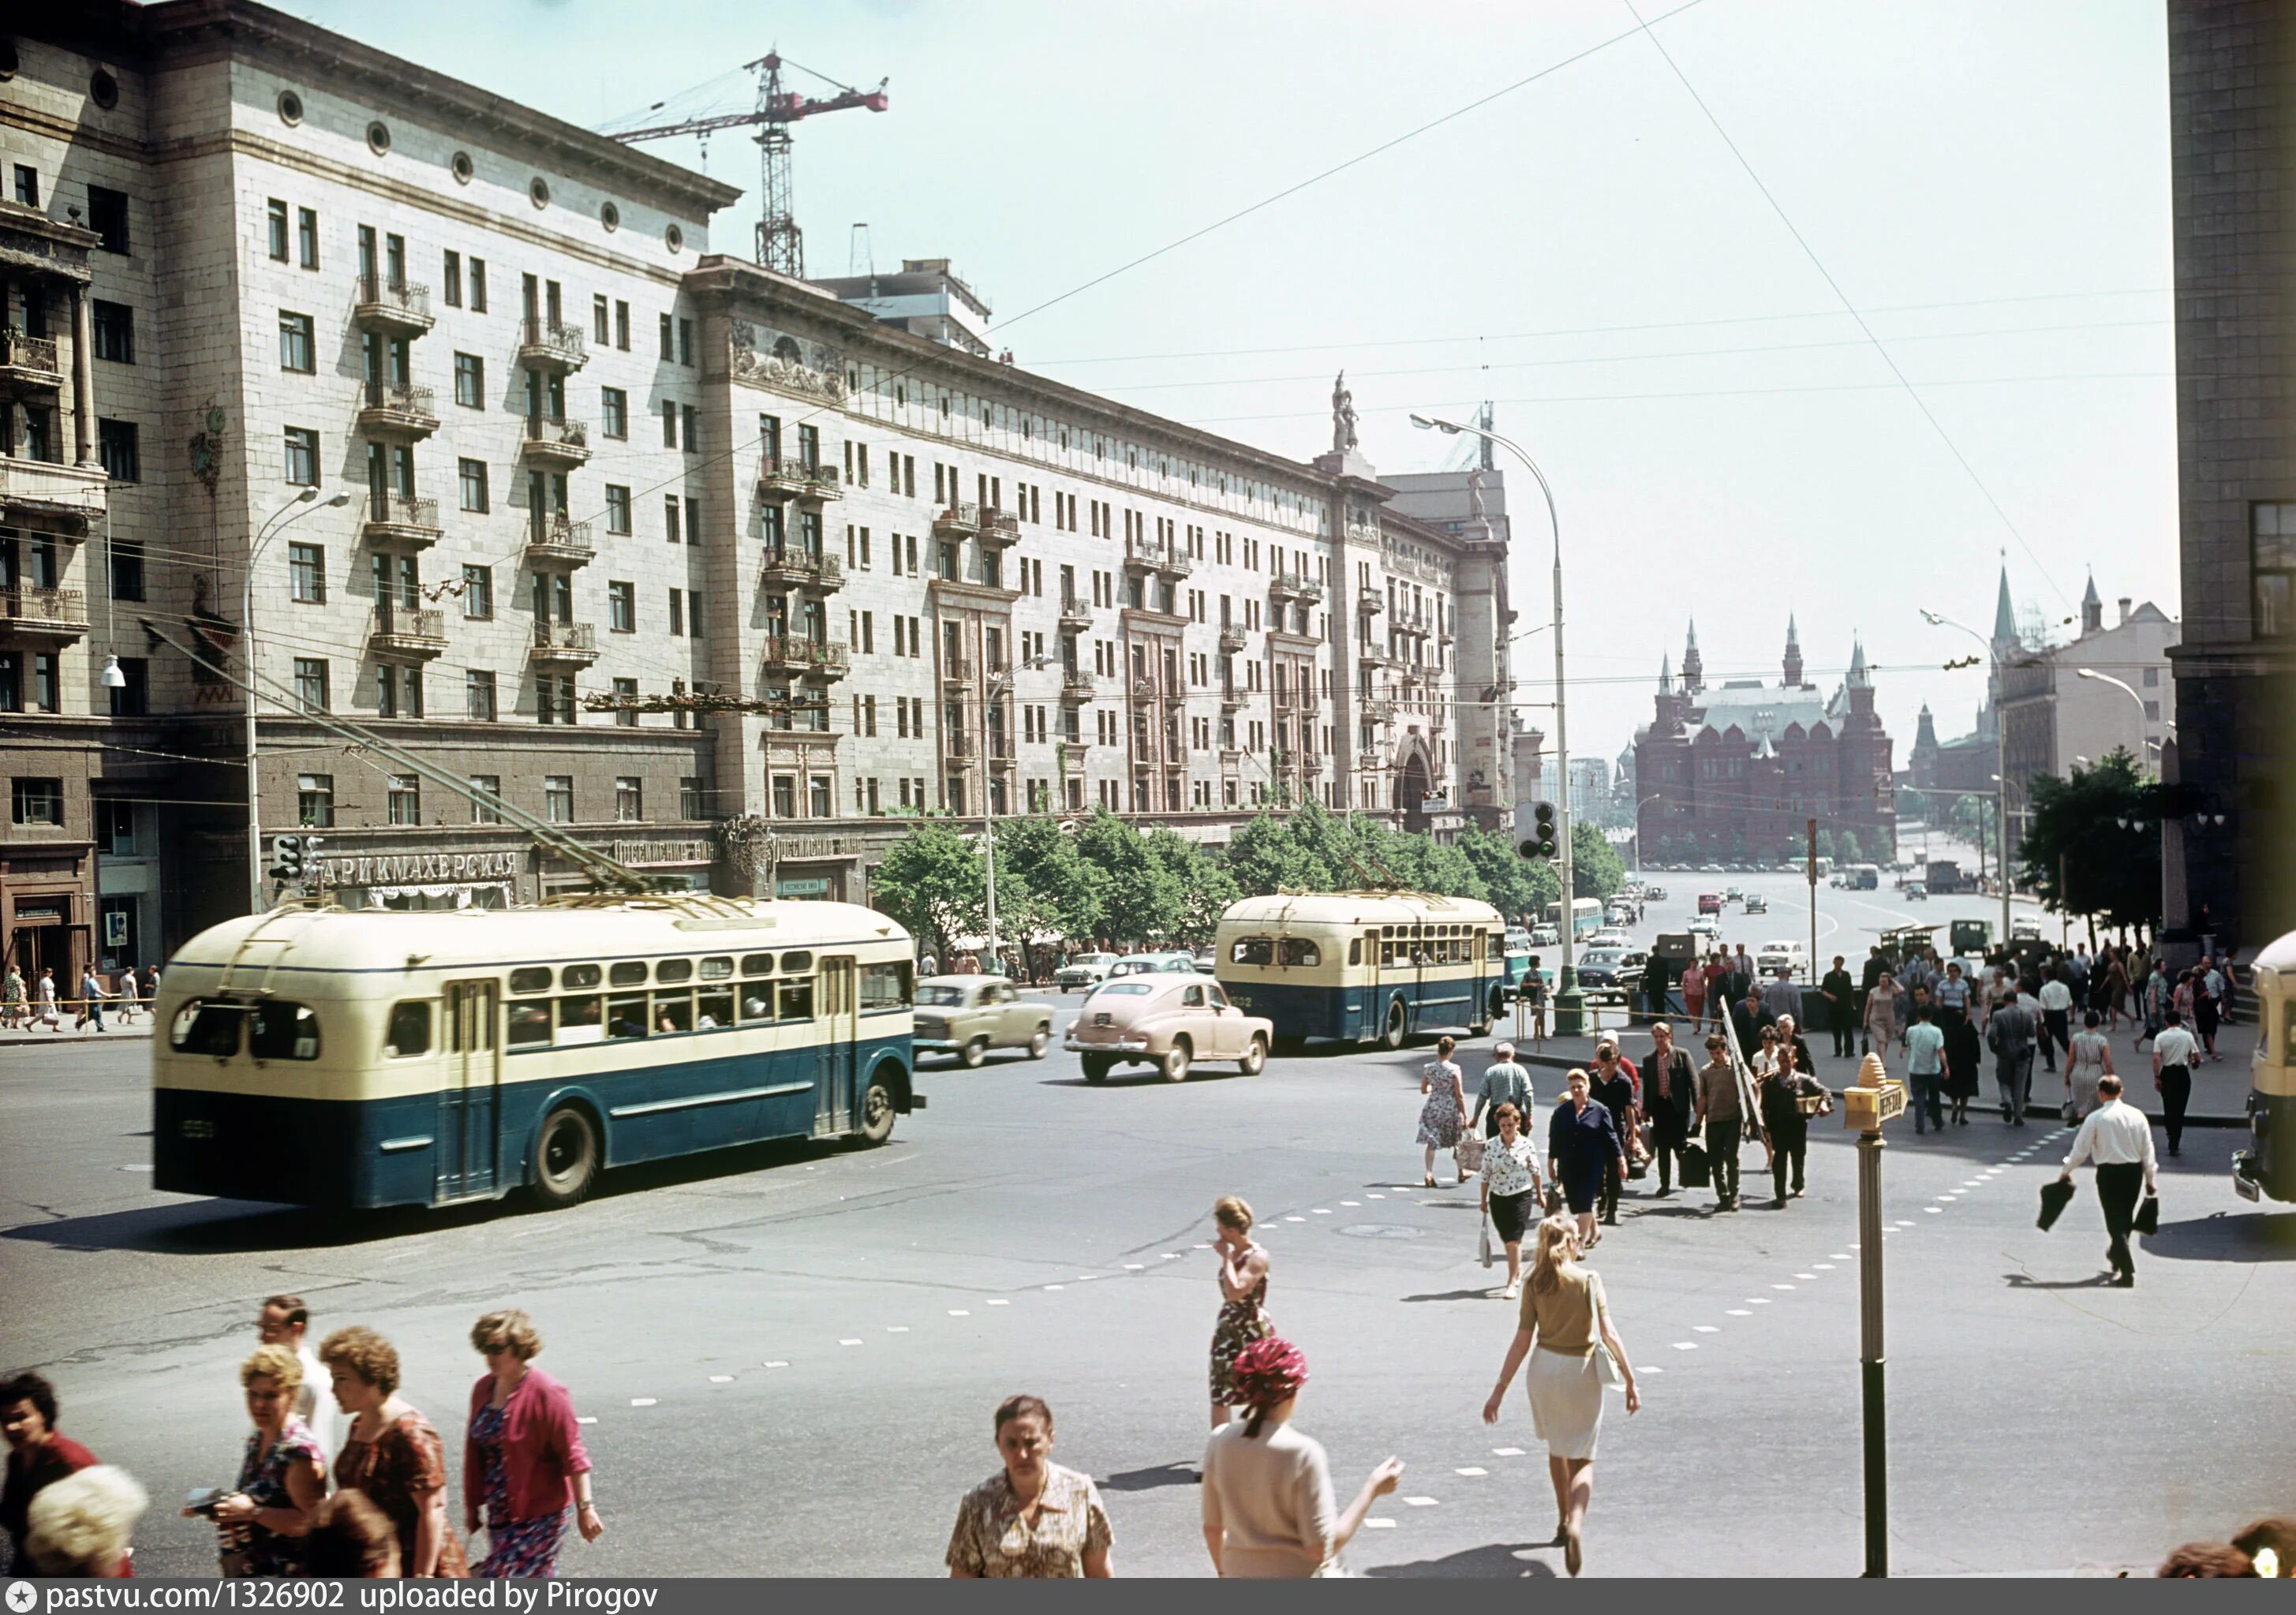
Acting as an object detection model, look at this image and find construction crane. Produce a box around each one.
[607,50,887,279]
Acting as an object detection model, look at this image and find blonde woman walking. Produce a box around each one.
[1207,1197,1272,1430]
[1482,1216,1640,1577]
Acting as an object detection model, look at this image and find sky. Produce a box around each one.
[293,0,2178,772]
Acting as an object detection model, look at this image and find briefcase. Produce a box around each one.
[2037,1178,2076,1232]
[2133,1193,2160,1236]
[1681,1140,1712,1191]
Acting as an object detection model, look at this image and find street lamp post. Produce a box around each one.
[245,488,350,914]
[1920,610,2014,953]
[2074,667,2152,765]
[1632,791,1665,877]
[981,653,1053,971]
[1413,412,1584,1034]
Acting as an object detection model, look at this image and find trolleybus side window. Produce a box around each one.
[1348,939,1362,966]
[778,976,814,1022]
[657,959,694,985]
[607,994,649,1039]
[860,961,911,1010]
[653,989,693,1034]
[563,964,603,989]
[1230,936,1274,966]
[383,1001,432,1059]
[700,956,735,981]
[610,962,648,988]
[698,985,734,1028]
[170,1000,244,1057]
[780,950,814,974]
[557,995,601,1044]
[508,1002,552,1047]
[741,953,774,978]
[248,1001,321,1061]
[739,983,773,1022]
[1277,938,1320,967]
[509,967,552,994]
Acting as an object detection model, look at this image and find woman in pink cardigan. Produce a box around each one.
[462,1310,602,1577]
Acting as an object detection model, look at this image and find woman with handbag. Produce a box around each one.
[1481,1216,1640,1578]
[1546,1070,1629,1248]
[1478,1103,1544,1299]
[1415,1035,1470,1188]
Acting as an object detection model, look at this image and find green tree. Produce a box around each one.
[994,817,1108,942]
[1075,809,1184,944]
[870,820,1013,963]
[1144,828,1240,944]
[1224,807,1338,896]
[1458,824,1561,921]
[2017,750,2160,932]
[1571,821,1625,899]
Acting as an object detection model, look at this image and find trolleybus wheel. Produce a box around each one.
[959,1035,989,1069]
[1083,1056,1113,1084]
[1161,1037,1193,1082]
[1238,1034,1268,1076]
[855,1077,896,1146]
[533,1105,600,1209]
[1378,998,1406,1050]
[1028,1025,1052,1059]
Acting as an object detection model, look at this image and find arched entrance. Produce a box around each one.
[1393,735,1437,832]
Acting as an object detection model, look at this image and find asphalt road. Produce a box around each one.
[3,1011,2290,1579]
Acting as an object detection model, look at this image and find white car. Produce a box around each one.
[1688,914,1722,938]
[1590,929,1635,950]
[1054,951,1120,993]
[1756,939,1808,974]
[1528,926,1560,948]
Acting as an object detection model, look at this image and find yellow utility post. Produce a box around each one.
[1844,1051,1905,1577]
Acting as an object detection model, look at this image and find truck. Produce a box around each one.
[1925,858,1965,895]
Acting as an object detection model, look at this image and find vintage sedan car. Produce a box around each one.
[1054,951,1122,993]
[1744,895,1768,915]
[1064,974,1273,1083]
[1100,951,1198,985]
[1573,947,1647,996]
[912,976,1056,1067]
[1756,939,1808,974]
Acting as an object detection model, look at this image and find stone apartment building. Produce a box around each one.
[1997,575,2178,795]
[0,2,1511,970]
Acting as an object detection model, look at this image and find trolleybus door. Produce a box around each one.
[1359,929,1383,1040]
[439,980,500,1200]
[814,959,857,1137]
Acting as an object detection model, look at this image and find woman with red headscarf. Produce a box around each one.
[1199,1338,1403,1578]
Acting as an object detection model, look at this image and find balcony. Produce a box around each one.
[525,517,595,568]
[978,506,1023,549]
[1269,570,1324,605]
[761,634,850,679]
[1219,682,1242,709]
[516,317,589,372]
[351,276,433,335]
[757,456,810,499]
[946,732,978,766]
[1361,697,1397,725]
[941,652,975,687]
[363,492,441,550]
[757,548,843,592]
[519,414,592,468]
[1128,678,1160,705]
[357,380,438,439]
[1123,533,1191,578]
[795,465,841,503]
[933,502,981,539]
[1217,624,1247,654]
[0,458,107,538]
[0,331,62,394]
[1059,667,1095,702]
[0,587,88,642]
[1058,591,1093,632]
[370,600,448,660]
[1357,591,1385,617]
[530,619,599,667]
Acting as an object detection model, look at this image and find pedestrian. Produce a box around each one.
[1905,1003,1946,1135]
[1761,966,1801,1025]
[2057,1074,2157,1288]
[319,1325,469,1578]
[141,963,161,1008]
[32,967,61,1031]
[189,1343,326,1576]
[1730,943,1756,1002]
[1944,1003,1982,1125]
[1478,1102,1544,1297]
[2038,968,2073,1075]
[113,968,140,1024]
[1520,956,1548,1045]
[2137,958,2170,1049]
[1729,981,1773,1070]
[1859,945,1887,1045]
[1702,954,1729,1033]
[1640,1021,1696,1198]
[73,965,108,1032]
[1987,985,2039,1127]
[1819,955,1857,1059]
[2064,1010,2115,1123]
[1207,1196,1272,1431]
[2,1370,99,1575]
[1756,1042,1830,1206]
[3,963,26,1030]
[1692,1032,1745,1209]
[2151,1009,2200,1158]
[1546,1069,1629,1247]
[1200,1338,1403,1578]
[1587,1041,1638,1225]
[2194,955,2222,1061]
[21,1465,143,1579]
[304,1493,401,1578]
[1935,959,1972,1034]
[1774,1013,1818,1079]
[1480,1216,1641,1578]
[945,1394,1113,1578]
[1861,970,1901,1073]
[1469,1041,1533,1138]
[462,1310,600,1578]
[1416,1034,1469,1188]
[1680,953,1707,1034]
[2103,949,2130,1033]
[256,1295,335,1461]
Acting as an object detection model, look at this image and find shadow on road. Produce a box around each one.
[1363,1542,1558,1578]
[2141,1210,2296,1264]
[1098,1461,1199,1494]
[2002,1271,2118,1291]
[1400,1287,1505,1304]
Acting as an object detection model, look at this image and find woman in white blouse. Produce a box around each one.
[1479,1101,1545,1299]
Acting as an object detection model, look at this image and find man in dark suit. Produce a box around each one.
[1730,985,1774,1068]
[1640,1021,1697,1199]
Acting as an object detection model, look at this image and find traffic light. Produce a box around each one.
[1518,800,1558,862]
[270,835,303,882]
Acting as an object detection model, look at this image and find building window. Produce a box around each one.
[808,776,832,818]
[544,776,574,824]
[97,420,138,481]
[664,496,682,545]
[686,495,701,547]
[608,580,635,633]
[13,166,38,208]
[458,458,488,513]
[682,404,698,452]
[661,399,678,447]
[267,198,289,260]
[469,774,502,823]
[462,564,492,619]
[593,293,610,345]
[293,657,329,712]
[92,301,133,362]
[601,387,626,439]
[109,540,144,602]
[605,484,631,534]
[443,249,462,306]
[667,589,683,637]
[288,542,325,603]
[679,776,702,819]
[2143,700,2161,721]
[678,317,694,366]
[297,207,318,269]
[771,776,796,818]
[283,427,319,486]
[2254,503,2296,638]
[660,312,674,360]
[469,257,487,312]
[611,675,638,727]
[279,312,315,372]
[615,776,644,821]
[454,352,484,408]
[386,775,421,825]
[87,185,129,253]
[10,778,62,826]
[297,774,334,828]
[615,301,630,350]
[466,668,496,721]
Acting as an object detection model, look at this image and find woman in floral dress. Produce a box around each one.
[945,1395,1113,1577]
[1418,1034,1469,1186]
[189,1344,324,1576]
[321,1327,467,1578]
[1208,1196,1272,1430]
[463,1310,601,1578]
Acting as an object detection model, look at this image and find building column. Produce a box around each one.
[69,280,96,467]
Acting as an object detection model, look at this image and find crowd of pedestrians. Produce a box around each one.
[3,1297,602,1579]
[0,963,160,1033]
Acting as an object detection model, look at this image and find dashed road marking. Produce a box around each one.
[1748,1298,1772,1305]
[1830,1253,1853,1261]
[1455,1467,1488,1477]
[1771,1284,1797,1291]
[1341,1200,1361,1206]
[630,1397,657,1407]
[577,1416,598,1425]
[1795,1273,1817,1280]
[1311,1209,1332,1215]
[1924,1207,1943,1214]
[1639,1365,1665,1374]
[1367,1193,1386,1199]
[1813,1263,1834,1270]
[1726,1309,1752,1316]
[948,1310,970,1317]
[1124,1264,1144,1270]
[708,1375,733,1383]
[1284,1216,1306,1223]
[1492,1447,1526,1457]
[886,1326,909,1333]
[1364,1518,1397,1529]
[986,1299,1010,1307]
[1403,1496,1441,1507]
[1693,1325,1719,1333]
[1044,1284,1065,1292]
[1672,1341,1700,1350]
[764,1361,788,1369]
[839,1339,863,1347]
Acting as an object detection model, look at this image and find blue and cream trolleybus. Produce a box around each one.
[1214,891,1509,1047]
[152,899,918,1210]
[2235,929,2296,1206]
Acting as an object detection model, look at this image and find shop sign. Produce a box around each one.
[609,838,714,867]
[771,833,861,861]
[775,877,832,897]
[316,850,522,887]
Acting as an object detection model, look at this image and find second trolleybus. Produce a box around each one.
[1213,891,1511,1047]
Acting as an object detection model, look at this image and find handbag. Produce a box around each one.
[2037,1177,2076,1232]
[1479,1213,1494,1269]
[2133,1192,2160,1236]
[1455,1132,1487,1175]
[1681,1139,1711,1190]
[1592,1342,1625,1391]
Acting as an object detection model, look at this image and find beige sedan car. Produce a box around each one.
[913,976,1056,1067]
[1064,973,1273,1083]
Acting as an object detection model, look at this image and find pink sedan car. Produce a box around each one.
[1064,973,1273,1083]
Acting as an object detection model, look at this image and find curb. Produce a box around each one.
[0,1028,156,1049]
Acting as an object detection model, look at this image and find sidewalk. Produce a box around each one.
[0,1019,156,1049]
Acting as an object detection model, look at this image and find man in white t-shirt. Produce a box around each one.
[256,1293,335,1461]
[2059,1074,2158,1286]
[2150,1010,2201,1159]
[2037,972,2074,1074]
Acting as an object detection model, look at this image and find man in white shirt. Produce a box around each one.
[2151,1009,2201,1157]
[1761,966,1801,1024]
[2058,1074,2159,1287]
[256,1293,335,1460]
